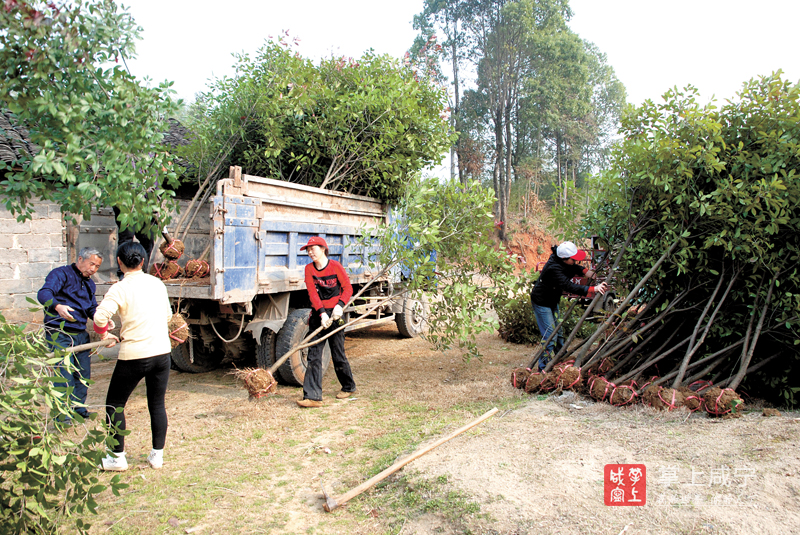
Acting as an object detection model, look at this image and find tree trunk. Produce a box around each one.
[451,16,461,184]
[728,271,779,390]
[493,104,505,241]
[555,132,562,206]
[573,236,681,367]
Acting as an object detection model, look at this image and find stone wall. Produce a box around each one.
[0,201,67,325]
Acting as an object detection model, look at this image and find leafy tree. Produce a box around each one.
[181,38,454,204]
[551,74,799,403]
[0,0,180,234]
[412,0,626,239]
[0,312,127,534]
[411,0,472,182]
[468,0,573,239]
[362,176,516,358]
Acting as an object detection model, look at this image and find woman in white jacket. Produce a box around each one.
[93,241,173,471]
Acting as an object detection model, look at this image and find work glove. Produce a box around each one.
[332,304,344,321]
[320,312,332,329]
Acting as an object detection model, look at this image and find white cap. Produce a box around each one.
[556,241,587,261]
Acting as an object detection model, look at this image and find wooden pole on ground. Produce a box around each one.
[321,407,499,512]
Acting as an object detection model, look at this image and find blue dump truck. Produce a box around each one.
[75,166,427,384]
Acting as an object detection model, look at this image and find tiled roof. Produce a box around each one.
[0,113,191,164]
[0,110,37,165]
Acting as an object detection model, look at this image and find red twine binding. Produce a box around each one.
[610,384,637,406]
[657,388,680,411]
[512,368,531,389]
[164,241,183,260]
[525,371,542,391]
[684,394,703,412]
[689,380,713,393]
[187,260,209,277]
[588,376,614,401]
[169,324,186,344]
[556,366,582,390]
[244,369,276,399]
[705,388,737,415]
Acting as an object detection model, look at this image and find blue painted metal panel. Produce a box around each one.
[221,196,259,301]
[214,191,387,302]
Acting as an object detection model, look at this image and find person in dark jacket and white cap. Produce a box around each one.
[530,241,608,371]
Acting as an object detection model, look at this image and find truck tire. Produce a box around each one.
[255,329,277,369]
[593,292,617,313]
[275,308,331,386]
[171,325,225,373]
[396,294,430,338]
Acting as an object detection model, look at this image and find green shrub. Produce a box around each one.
[0,312,126,534]
[494,270,539,345]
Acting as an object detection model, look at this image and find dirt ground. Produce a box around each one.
[82,324,800,535]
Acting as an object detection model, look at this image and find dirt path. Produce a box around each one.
[83,325,800,534]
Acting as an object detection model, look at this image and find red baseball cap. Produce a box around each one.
[300,236,328,251]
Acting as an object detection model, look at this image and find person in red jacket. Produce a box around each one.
[297,237,357,408]
[530,241,608,371]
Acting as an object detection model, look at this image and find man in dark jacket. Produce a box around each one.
[530,241,607,371]
[38,247,107,421]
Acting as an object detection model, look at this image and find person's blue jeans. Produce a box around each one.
[47,329,92,417]
[532,302,564,371]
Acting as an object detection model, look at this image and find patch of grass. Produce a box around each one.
[355,473,486,533]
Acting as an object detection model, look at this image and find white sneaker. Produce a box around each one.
[147,449,163,469]
[100,452,128,471]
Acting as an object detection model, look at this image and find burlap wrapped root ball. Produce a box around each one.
[609,384,637,406]
[150,261,182,280]
[167,313,189,349]
[184,259,210,278]
[538,370,559,392]
[643,385,685,411]
[231,367,277,399]
[160,239,185,260]
[702,387,744,417]
[511,367,532,389]
[524,372,544,394]
[556,366,582,390]
[677,386,703,412]
[585,357,615,378]
[589,376,614,402]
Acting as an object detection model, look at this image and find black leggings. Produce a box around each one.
[105,353,170,453]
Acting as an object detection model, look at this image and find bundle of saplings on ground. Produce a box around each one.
[511,74,799,412]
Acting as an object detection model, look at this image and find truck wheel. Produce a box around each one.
[593,292,617,313]
[602,292,617,312]
[255,329,277,369]
[396,294,430,338]
[275,308,331,386]
[171,325,225,373]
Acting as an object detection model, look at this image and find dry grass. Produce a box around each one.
[81,325,800,534]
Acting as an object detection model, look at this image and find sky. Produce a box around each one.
[120,0,800,107]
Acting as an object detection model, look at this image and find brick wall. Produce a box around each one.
[0,200,67,325]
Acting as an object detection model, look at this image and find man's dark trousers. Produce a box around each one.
[47,329,92,417]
